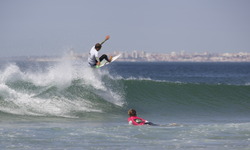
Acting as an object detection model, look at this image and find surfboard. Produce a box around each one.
[96,54,121,68]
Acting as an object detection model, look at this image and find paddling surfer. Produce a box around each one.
[88,35,113,67]
[127,109,178,126]
[127,109,157,126]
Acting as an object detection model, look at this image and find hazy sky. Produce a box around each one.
[1,0,250,57]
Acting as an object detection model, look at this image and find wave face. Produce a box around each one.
[123,79,250,121]
[0,61,250,121]
[114,62,250,122]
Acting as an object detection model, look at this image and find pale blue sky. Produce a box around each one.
[1,0,250,57]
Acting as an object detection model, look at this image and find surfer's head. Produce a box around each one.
[95,43,102,51]
[128,109,137,117]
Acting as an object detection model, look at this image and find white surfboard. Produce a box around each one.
[96,54,121,68]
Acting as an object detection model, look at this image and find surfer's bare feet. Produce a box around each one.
[109,56,113,62]
[169,123,178,126]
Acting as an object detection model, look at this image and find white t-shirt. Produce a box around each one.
[88,46,99,65]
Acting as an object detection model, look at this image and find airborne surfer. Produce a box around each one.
[88,35,113,68]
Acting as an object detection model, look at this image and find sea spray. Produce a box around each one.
[0,58,125,117]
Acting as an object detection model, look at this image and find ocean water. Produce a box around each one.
[0,59,250,150]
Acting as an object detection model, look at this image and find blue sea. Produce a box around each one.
[0,59,250,150]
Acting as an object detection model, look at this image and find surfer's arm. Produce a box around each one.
[100,35,110,45]
[128,120,133,125]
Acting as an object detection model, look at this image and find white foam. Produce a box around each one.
[0,56,125,117]
[0,68,101,117]
[27,58,73,88]
[80,64,107,90]
[0,63,25,83]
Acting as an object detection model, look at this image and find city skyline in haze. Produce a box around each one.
[1,0,250,57]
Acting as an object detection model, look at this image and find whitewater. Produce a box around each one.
[0,59,250,150]
[0,58,125,118]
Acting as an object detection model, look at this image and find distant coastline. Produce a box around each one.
[1,51,250,62]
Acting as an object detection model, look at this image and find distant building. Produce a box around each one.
[4,50,249,62]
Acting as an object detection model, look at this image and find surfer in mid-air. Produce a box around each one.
[88,35,113,68]
[127,109,158,126]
